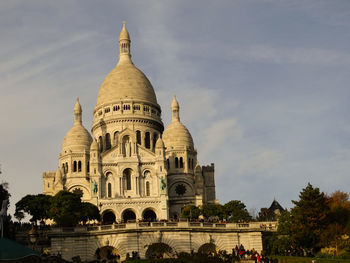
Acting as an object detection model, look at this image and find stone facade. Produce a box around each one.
[43,22,216,223]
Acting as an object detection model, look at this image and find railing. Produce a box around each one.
[50,221,277,234]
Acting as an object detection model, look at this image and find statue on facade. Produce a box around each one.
[92,180,98,196]
[160,176,166,194]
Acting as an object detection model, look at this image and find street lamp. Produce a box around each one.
[28,225,38,250]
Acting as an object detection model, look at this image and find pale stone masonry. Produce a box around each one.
[41,22,275,261]
[43,22,216,223]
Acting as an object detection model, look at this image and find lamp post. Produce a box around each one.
[28,225,38,250]
[99,202,103,224]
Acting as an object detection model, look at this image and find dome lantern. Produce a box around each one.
[171,95,180,122]
[118,21,132,64]
[74,97,82,124]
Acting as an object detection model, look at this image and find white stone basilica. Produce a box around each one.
[43,23,216,223]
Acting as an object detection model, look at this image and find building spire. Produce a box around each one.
[74,97,82,124]
[171,95,180,122]
[118,21,132,64]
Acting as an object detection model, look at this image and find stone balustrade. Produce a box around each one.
[49,221,277,234]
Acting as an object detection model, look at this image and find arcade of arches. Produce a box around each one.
[102,208,158,224]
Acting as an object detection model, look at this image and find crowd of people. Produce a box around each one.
[232,244,278,263]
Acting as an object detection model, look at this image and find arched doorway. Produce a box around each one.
[198,243,217,255]
[102,210,116,225]
[122,209,136,222]
[95,246,120,261]
[145,243,173,259]
[143,208,157,222]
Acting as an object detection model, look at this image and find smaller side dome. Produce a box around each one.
[90,139,98,151]
[163,122,194,149]
[163,96,194,149]
[61,99,93,154]
[155,137,165,148]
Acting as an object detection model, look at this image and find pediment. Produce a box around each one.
[101,145,120,161]
[137,145,155,160]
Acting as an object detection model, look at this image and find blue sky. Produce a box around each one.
[1,0,350,217]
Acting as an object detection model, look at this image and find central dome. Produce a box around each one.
[96,22,158,108]
[96,63,157,106]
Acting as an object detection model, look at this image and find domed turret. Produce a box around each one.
[90,139,98,151]
[163,96,194,149]
[155,137,165,149]
[61,98,92,153]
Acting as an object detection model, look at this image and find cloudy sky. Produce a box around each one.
[1,0,350,217]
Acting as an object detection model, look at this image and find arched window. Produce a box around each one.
[105,133,111,150]
[98,136,103,153]
[167,159,170,169]
[87,162,90,173]
[188,158,191,169]
[123,169,132,190]
[146,182,150,196]
[65,162,68,173]
[108,183,112,198]
[145,132,150,149]
[175,157,179,168]
[153,133,158,149]
[114,131,118,146]
[62,163,65,172]
[179,157,183,168]
[136,130,141,145]
[73,161,77,172]
[78,161,82,172]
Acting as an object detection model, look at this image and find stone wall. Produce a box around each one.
[49,221,277,261]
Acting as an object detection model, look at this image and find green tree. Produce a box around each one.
[15,194,52,224]
[223,200,251,222]
[14,210,24,223]
[49,190,83,227]
[290,183,329,251]
[180,205,201,220]
[0,183,10,207]
[320,191,350,253]
[201,203,224,220]
[268,210,293,255]
[80,202,100,224]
